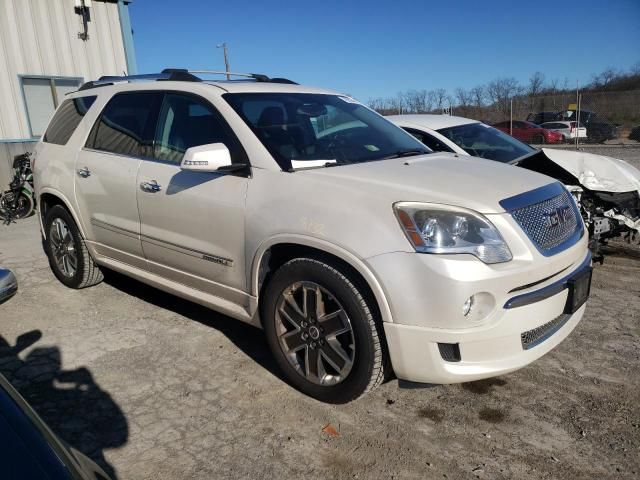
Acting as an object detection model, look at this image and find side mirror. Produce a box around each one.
[0,268,18,305]
[180,143,236,173]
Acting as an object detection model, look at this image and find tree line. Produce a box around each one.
[367,63,640,124]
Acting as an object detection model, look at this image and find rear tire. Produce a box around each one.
[261,257,386,403]
[533,134,545,144]
[44,205,103,289]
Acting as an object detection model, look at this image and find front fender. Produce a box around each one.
[249,234,395,324]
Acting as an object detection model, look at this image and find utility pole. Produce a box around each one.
[510,98,513,135]
[575,81,579,150]
[217,43,230,80]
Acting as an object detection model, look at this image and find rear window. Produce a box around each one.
[88,92,161,157]
[43,96,97,145]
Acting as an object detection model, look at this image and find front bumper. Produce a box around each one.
[367,243,590,384]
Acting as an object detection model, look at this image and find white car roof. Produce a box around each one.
[386,114,479,130]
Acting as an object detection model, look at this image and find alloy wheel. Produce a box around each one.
[49,218,77,278]
[275,281,355,386]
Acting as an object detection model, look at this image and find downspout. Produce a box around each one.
[117,0,137,74]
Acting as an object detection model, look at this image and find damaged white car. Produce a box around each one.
[388,114,640,260]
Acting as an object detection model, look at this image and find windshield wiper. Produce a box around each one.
[288,160,350,172]
[380,149,429,160]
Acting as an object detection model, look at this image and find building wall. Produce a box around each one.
[0,0,133,185]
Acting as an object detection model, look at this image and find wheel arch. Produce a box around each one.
[39,188,87,239]
[250,235,394,325]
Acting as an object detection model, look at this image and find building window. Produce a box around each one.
[20,76,83,138]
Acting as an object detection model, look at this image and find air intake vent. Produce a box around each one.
[521,314,571,350]
[438,343,461,362]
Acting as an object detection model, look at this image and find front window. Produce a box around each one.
[437,123,535,163]
[224,93,429,170]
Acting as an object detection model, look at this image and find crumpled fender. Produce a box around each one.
[541,148,640,193]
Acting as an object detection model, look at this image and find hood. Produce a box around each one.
[542,148,640,193]
[300,153,555,214]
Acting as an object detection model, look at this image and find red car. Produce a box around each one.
[492,120,563,144]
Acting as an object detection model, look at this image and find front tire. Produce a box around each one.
[44,205,103,289]
[262,257,386,403]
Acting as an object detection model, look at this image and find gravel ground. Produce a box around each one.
[0,148,639,479]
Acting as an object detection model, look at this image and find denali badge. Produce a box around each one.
[544,206,572,228]
[202,254,233,267]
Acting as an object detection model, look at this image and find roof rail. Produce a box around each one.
[77,68,297,92]
[186,69,297,84]
[78,69,201,91]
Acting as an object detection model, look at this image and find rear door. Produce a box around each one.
[136,92,250,302]
[75,91,162,267]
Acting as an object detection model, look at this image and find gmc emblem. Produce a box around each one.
[544,206,572,228]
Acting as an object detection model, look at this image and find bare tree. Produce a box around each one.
[592,67,619,88]
[527,72,545,97]
[404,89,431,113]
[433,88,448,110]
[486,77,522,119]
[546,78,559,94]
[526,72,545,110]
[454,87,471,108]
[470,85,486,107]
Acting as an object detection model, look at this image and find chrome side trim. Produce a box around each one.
[91,219,233,267]
[142,234,233,267]
[91,218,139,239]
[504,251,592,309]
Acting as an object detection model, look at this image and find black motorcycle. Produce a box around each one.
[0,152,35,224]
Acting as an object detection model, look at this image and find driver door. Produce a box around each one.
[136,92,250,303]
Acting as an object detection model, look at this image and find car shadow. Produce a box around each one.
[102,269,285,382]
[0,330,127,480]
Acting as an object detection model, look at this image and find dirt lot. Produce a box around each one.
[1,147,639,480]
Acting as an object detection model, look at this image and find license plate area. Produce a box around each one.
[564,268,592,314]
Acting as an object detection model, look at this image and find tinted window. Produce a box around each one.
[89,92,160,157]
[43,96,96,145]
[224,93,428,170]
[154,93,237,164]
[404,128,452,153]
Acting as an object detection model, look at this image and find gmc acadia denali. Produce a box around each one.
[33,69,591,403]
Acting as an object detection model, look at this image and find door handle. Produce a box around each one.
[140,180,162,193]
[77,166,91,178]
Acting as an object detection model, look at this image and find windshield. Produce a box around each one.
[437,122,535,163]
[223,93,429,170]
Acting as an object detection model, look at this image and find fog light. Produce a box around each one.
[463,296,475,316]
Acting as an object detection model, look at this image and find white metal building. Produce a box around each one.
[0,0,136,184]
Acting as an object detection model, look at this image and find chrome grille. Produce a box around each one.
[521,314,571,350]
[510,190,579,253]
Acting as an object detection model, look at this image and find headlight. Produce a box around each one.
[393,202,512,264]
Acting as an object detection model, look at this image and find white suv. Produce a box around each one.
[33,69,591,403]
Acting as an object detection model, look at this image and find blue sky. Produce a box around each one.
[130,0,640,101]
